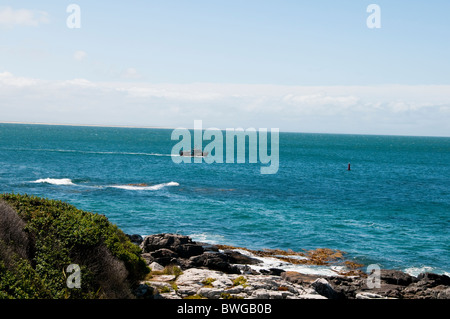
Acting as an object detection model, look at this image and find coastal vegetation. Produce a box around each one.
[0,193,149,299]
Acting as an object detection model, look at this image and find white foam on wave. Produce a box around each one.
[232,249,343,277]
[404,266,436,277]
[189,233,226,245]
[110,181,179,191]
[31,178,75,186]
[19,148,173,157]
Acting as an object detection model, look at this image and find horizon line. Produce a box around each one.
[0,121,448,138]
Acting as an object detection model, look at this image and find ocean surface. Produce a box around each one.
[0,123,449,276]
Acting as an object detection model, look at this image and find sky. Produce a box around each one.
[0,0,449,136]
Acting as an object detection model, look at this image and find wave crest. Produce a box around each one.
[31,178,74,185]
[110,182,179,191]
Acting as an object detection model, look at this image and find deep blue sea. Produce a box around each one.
[0,123,449,275]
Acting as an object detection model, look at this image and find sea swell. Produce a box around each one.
[30,178,180,191]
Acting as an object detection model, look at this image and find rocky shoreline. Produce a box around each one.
[128,233,450,299]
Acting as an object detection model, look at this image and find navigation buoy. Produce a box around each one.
[347,163,351,171]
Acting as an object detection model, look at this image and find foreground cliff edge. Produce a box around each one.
[1,194,449,299]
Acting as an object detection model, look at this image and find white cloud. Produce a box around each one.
[0,72,449,136]
[0,6,49,28]
[73,50,87,61]
[120,68,142,80]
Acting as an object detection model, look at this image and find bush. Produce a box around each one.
[0,194,149,299]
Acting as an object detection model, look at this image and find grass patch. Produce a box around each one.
[201,277,216,288]
[220,292,244,299]
[232,276,248,288]
[184,294,207,299]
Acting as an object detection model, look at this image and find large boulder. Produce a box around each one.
[416,272,450,288]
[187,252,241,274]
[140,233,204,258]
[311,278,340,299]
[380,269,413,286]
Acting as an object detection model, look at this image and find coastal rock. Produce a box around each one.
[133,283,155,299]
[140,233,203,258]
[355,292,386,299]
[416,272,450,287]
[311,278,340,299]
[149,261,165,272]
[380,269,413,286]
[169,268,329,299]
[281,271,321,284]
[149,248,178,266]
[221,249,261,265]
[259,268,285,276]
[126,234,144,245]
[136,233,450,300]
[188,252,241,274]
[437,287,450,299]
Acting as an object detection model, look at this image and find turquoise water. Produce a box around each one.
[0,123,449,275]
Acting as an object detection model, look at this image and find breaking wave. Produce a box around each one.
[31,178,75,186]
[109,182,180,191]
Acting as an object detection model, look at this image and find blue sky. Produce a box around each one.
[1,1,449,136]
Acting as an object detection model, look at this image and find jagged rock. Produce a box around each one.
[137,233,450,300]
[188,252,241,274]
[127,234,144,245]
[176,243,204,258]
[281,271,321,284]
[222,249,261,265]
[355,292,386,299]
[149,261,164,271]
[259,268,284,276]
[197,242,220,252]
[416,273,450,288]
[380,269,413,286]
[133,283,155,299]
[437,287,450,299]
[140,233,204,258]
[149,248,178,266]
[311,278,340,299]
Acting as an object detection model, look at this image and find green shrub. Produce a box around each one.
[0,193,150,299]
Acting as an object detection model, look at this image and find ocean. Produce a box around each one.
[0,123,449,276]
